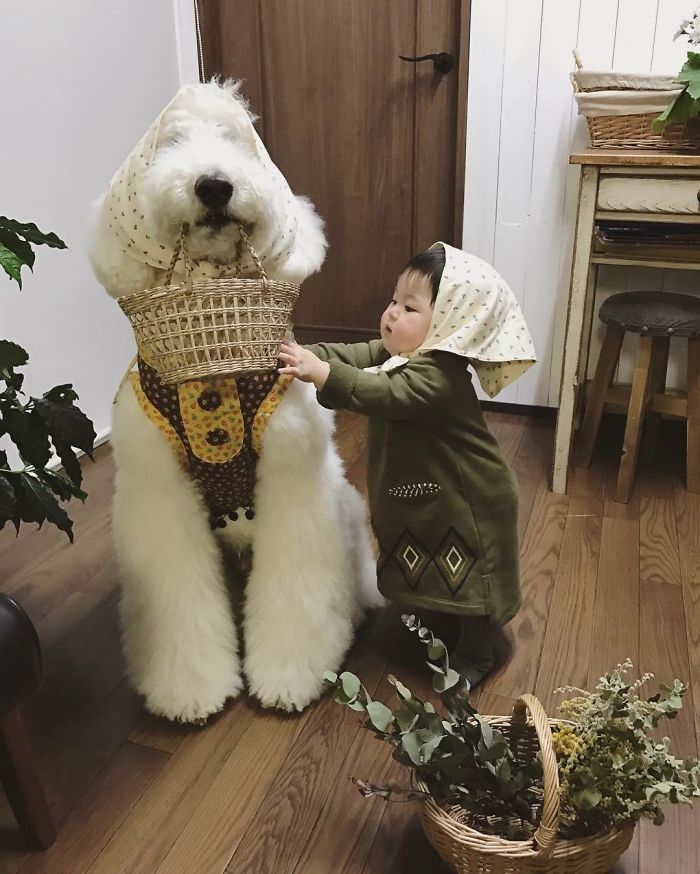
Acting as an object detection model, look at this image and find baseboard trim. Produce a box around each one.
[481,401,556,418]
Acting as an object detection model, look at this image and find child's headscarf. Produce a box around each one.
[369,242,536,398]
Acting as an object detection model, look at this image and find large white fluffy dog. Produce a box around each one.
[88,81,379,723]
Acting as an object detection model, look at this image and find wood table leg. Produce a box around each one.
[576,262,600,421]
[0,706,55,849]
[616,336,655,504]
[576,326,624,468]
[552,165,599,494]
[687,337,700,493]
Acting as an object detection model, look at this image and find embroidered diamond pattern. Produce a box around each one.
[445,546,464,576]
[402,544,420,570]
[391,530,430,590]
[435,529,476,597]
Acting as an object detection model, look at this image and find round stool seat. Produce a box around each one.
[599,291,700,337]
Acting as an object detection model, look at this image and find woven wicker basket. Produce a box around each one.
[117,225,300,384]
[417,695,635,874]
[584,112,700,152]
[571,50,700,152]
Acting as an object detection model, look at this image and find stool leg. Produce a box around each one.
[577,326,624,468]
[688,337,700,493]
[0,706,55,849]
[643,336,671,460]
[616,335,655,504]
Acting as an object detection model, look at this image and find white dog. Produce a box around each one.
[88,80,380,723]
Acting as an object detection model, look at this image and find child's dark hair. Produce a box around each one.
[403,246,446,303]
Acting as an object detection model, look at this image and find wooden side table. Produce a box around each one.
[552,148,700,494]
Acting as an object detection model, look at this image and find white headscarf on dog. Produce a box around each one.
[366,242,536,398]
[105,84,299,281]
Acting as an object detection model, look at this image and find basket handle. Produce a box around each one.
[164,222,267,284]
[570,48,583,93]
[164,224,195,287]
[511,694,560,859]
[235,223,267,280]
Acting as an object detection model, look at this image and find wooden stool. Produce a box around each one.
[577,291,700,503]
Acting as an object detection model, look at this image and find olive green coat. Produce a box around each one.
[308,340,521,624]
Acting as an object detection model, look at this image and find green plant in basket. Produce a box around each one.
[554,660,700,836]
[325,614,543,833]
[325,616,700,842]
[655,11,700,132]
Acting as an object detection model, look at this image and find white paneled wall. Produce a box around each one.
[463,0,696,407]
[2,1,182,468]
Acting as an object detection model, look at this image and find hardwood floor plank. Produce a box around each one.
[472,690,517,717]
[87,701,257,874]
[534,465,606,712]
[588,513,640,688]
[225,617,391,874]
[128,714,191,756]
[490,479,568,700]
[360,781,448,874]
[639,580,699,874]
[611,831,641,874]
[639,468,682,587]
[4,519,118,623]
[155,708,308,874]
[18,742,167,874]
[20,594,125,750]
[37,680,140,824]
[0,447,114,585]
[291,718,401,874]
[510,416,553,539]
[675,485,700,744]
[0,681,140,872]
[33,590,110,654]
[292,620,449,874]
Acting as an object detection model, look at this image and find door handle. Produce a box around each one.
[399,52,454,74]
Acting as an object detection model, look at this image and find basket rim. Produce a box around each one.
[415,775,635,858]
[414,706,635,858]
[118,275,300,309]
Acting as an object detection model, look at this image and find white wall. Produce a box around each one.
[1,0,184,463]
[463,0,695,407]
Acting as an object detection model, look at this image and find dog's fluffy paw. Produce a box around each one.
[141,672,244,725]
[247,666,325,713]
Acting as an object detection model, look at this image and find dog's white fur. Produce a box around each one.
[88,81,380,722]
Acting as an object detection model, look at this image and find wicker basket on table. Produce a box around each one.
[117,224,300,384]
[571,50,700,152]
[417,694,635,874]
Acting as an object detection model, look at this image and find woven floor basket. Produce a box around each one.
[586,113,700,152]
[117,225,299,384]
[417,695,635,874]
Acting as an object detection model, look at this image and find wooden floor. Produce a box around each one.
[1,410,699,873]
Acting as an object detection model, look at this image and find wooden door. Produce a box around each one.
[198,0,470,342]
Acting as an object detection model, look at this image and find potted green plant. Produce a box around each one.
[655,11,700,133]
[325,615,700,874]
[1,217,96,541]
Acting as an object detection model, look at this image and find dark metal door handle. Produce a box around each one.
[399,52,454,74]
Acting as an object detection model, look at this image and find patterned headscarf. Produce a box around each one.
[368,243,536,398]
[104,84,299,281]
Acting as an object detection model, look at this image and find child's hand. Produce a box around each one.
[278,341,330,391]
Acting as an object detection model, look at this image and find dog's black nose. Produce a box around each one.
[194,175,233,210]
